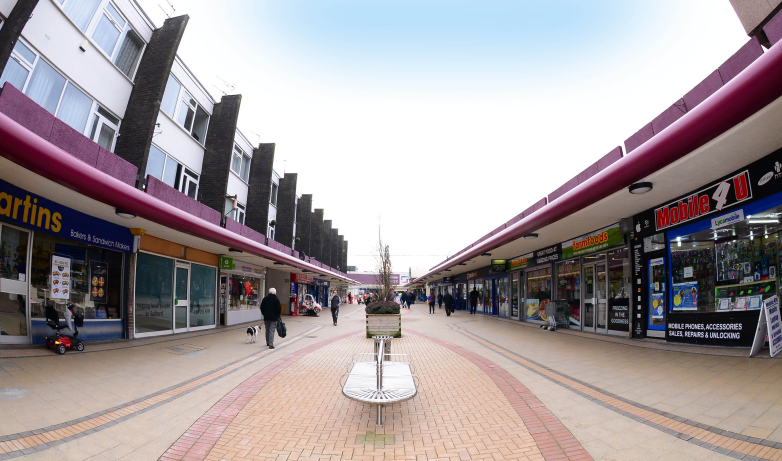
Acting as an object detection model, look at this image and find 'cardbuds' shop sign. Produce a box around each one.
[0,179,133,252]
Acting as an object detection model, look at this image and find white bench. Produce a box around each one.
[341,336,418,425]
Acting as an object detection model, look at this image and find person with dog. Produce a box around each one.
[260,287,281,348]
[470,287,479,314]
[444,291,454,316]
[330,290,341,326]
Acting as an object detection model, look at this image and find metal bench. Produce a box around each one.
[341,335,418,425]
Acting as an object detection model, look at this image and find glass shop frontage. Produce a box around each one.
[0,178,134,343]
[134,236,218,337]
[631,149,782,346]
[290,273,329,314]
[218,256,266,326]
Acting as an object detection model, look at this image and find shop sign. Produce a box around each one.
[219,256,236,271]
[561,224,623,259]
[667,311,758,346]
[490,260,506,272]
[467,271,478,279]
[315,279,330,286]
[766,296,782,357]
[608,298,630,332]
[534,244,561,265]
[291,273,314,284]
[220,256,266,277]
[89,261,108,304]
[442,276,454,283]
[0,178,133,253]
[400,275,410,284]
[508,253,533,272]
[711,209,744,230]
[50,255,71,300]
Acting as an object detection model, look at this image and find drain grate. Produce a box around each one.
[160,344,206,355]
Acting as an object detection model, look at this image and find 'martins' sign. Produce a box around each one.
[654,171,751,231]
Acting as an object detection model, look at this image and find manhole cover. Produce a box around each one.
[160,344,206,355]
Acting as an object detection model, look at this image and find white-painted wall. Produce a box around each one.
[153,112,206,174]
[170,58,214,116]
[226,172,248,205]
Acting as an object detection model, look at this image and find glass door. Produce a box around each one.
[511,273,519,319]
[0,225,30,344]
[484,279,494,314]
[596,264,608,333]
[582,264,595,331]
[648,257,666,334]
[174,264,189,332]
[498,277,509,317]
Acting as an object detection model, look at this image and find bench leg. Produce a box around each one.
[377,404,383,426]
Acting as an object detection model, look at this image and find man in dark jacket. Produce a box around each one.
[330,290,341,326]
[469,288,479,314]
[406,292,414,308]
[443,291,454,316]
[260,288,282,348]
[437,293,443,309]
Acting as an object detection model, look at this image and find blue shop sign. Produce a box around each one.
[0,179,133,253]
[315,279,330,286]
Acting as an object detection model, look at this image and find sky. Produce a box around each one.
[135,0,749,276]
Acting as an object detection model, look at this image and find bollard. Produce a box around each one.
[373,335,392,361]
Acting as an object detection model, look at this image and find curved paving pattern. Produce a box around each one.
[161,332,591,461]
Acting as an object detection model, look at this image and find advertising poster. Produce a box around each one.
[51,255,71,300]
[749,295,763,310]
[672,282,698,310]
[765,296,782,357]
[526,299,546,321]
[89,261,108,304]
[717,298,731,311]
[651,293,665,319]
[734,297,749,311]
[608,298,630,332]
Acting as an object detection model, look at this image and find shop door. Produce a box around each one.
[582,265,596,331]
[647,255,667,338]
[0,225,30,344]
[596,264,608,333]
[174,264,189,332]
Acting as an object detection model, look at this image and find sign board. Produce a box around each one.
[667,311,758,346]
[608,298,630,332]
[561,224,624,259]
[291,273,314,284]
[751,296,782,357]
[711,209,745,229]
[490,260,507,272]
[467,271,478,279]
[89,261,108,304]
[51,255,71,299]
[0,179,133,252]
[219,256,236,271]
[508,253,533,272]
[534,244,561,265]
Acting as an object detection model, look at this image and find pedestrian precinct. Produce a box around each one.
[330,290,341,326]
[444,291,454,316]
[428,293,435,314]
[437,292,443,309]
[470,287,479,314]
[260,287,281,348]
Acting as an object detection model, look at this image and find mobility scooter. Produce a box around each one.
[45,304,85,354]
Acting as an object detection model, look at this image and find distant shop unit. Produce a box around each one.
[218,256,266,326]
[632,148,782,346]
[290,272,329,314]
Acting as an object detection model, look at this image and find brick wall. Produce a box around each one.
[342,239,348,272]
[333,234,344,271]
[245,143,275,236]
[114,15,189,187]
[311,209,324,261]
[276,173,298,246]
[0,0,39,79]
[198,94,242,213]
[322,219,332,267]
[296,194,312,256]
[330,229,340,271]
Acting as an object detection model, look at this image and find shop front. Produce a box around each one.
[0,178,134,343]
[218,256,266,326]
[134,236,218,337]
[632,149,782,346]
[290,273,330,314]
[507,253,533,320]
[524,245,558,324]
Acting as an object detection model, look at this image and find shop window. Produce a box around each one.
[0,226,28,281]
[190,264,215,327]
[525,267,551,321]
[30,233,123,321]
[228,274,261,310]
[135,253,173,333]
[608,249,630,299]
[556,260,580,326]
[497,276,509,317]
[270,182,278,207]
[644,233,666,253]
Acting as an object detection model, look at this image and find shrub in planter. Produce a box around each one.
[365,301,400,315]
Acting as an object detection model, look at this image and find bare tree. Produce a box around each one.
[374,232,394,303]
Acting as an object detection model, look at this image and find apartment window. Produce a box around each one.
[88,105,120,151]
[268,225,275,240]
[59,0,102,32]
[0,40,109,135]
[145,145,198,198]
[224,199,246,224]
[160,74,210,145]
[270,182,278,207]
[231,144,251,182]
[114,30,143,78]
[92,2,125,56]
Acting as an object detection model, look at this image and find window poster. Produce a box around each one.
[748,295,763,310]
[89,261,108,304]
[651,292,665,319]
[672,281,698,310]
[51,255,71,300]
[734,296,749,311]
[717,298,731,311]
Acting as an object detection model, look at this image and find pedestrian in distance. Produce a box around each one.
[437,292,443,309]
[348,292,353,304]
[399,292,407,309]
[260,287,281,348]
[407,292,415,308]
[444,291,454,316]
[330,290,341,326]
[470,287,479,314]
[428,293,435,314]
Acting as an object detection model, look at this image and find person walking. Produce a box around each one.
[399,292,407,309]
[348,292,353,304]
[437,292,443,309]
[428,293,435,314]
[260,287,282,348]
[470,287,479,314]
[330,290,341,326]
[444,291,454,316]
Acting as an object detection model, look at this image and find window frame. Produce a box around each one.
[230,143,251,183]
[146,144,199,195]
[270,181,279,207]
[159,73,211,146]
[223,198,246,224]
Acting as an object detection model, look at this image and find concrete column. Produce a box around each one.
[275,173,298,245]
[330,228,340,271]
[311,209,324,261]
[296,194,312,256]
[198,95,242,213]
[322,220,333,267]
[245,143,275,237]
[342,239,348,271]
[114,15,189,187]
[0,0,39,80]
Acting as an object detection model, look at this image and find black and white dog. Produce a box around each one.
[246,325,261,343]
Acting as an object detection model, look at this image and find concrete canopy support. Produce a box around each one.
[114,15,189,187]
[334,234,344,271]
[0,0,39,80]
[198,94,242,214]
[311,209,324,262]
[296,194,312,256]
[276,173,298,246]
[330,229,340,271]
[729,0,782,42]
[342,239,348,272]
[323,220,333,267]
[245,143,275,236]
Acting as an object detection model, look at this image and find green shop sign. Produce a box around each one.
[507,252,533,272]
[219,256,236,271]
[561,224,624,259]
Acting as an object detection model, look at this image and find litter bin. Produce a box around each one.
[373,335,392,361]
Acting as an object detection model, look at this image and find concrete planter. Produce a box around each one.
[366,314,401,338]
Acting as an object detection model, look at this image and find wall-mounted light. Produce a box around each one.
[274,262,284,265]
[524,233,538,239]
[628,182,653,194]
[115,209,136,219]
[79,39,89,52]
[228,248,242,254]
[481,253,491,257]
[459,263,467,266]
